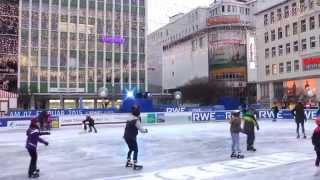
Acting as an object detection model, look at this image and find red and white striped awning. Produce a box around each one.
[0,90,18,98]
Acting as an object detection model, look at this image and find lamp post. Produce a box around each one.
[98,87,108,108]
[174,91,182,106]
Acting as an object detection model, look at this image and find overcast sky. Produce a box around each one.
[147,0,212,34]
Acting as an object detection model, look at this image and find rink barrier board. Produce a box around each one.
[0,109,319,129]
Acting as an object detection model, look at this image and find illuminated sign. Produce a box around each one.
[207,15,240,26]
[100,36,125,44]
[303,57,320,65]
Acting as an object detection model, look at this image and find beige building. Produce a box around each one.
[254,0,320,107]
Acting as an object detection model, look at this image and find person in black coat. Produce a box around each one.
[25,118,50,178]
[312,117,320,176]
[83,115,97,133]
[123,105,148,170]
[292,102,307,138]
[271,104,279,122]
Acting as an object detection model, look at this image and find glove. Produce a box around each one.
[44,142,49,146]
[257,126,260,131]
[144,129,148,133]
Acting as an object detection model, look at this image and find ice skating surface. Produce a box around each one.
[0,120,318,180]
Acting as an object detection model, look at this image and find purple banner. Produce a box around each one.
[100,36,125,44]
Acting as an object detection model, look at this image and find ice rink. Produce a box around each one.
[0,120,319,180]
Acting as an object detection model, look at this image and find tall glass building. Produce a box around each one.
[17,0,147,109]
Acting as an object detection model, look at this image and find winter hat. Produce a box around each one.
[316,117,320,126]
[30,118,39,128]
[132,105,140,117]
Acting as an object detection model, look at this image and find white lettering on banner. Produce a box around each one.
[94,152,313,180]
[192,112,215,121]
[166,107,186,112]
[7,121,30,128]
[59,114,130,125]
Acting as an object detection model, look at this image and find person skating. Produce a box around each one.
[271,104,279,122]
[82,115,97,133]
[292,102,307,139]
[26,118,50,178]
[312,117,320,176]
[229,110,244,159]
[243,109,259,152]
[123,105,148,170]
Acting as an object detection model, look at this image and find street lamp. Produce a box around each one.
[98,87,108,108]
[174,91,182,106]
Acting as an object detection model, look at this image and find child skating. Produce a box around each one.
[229,110,244,159]
[312,117,320,176]
[243,108,259,152]
[123,105,148,170]
[25,118,50,178]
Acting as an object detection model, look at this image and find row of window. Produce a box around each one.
[263,0,317,26]
[264,15,320,43]
[21,67,146,83]
[265,36,320,59]
[191,37,205,51]
[210,4,250,17]
[266,60,300,75]
[24,0,145,9]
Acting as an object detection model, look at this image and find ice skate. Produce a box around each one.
[297,135,300,139]
[125,160,133,168]
[133,164,143,170]
[29,171,39,178]
[237,153,245,159]
[314,167,320,176]
[303,135,307,139]
[230,152,237,159]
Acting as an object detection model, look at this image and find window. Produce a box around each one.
[286,61,292,72]
[278,45,283,56]
[293,22,298,35]
[292,3,297,15]
[272,47,276,57]
[284,6,289,18]
[222,6,225,12]
[294,41,299,52]
[266,65,270,75]
[285,24,290,37]
[301,19,306,32]
[300,0,306,12]
[264,32,269,43]
[278,27,283,39]
[264,14,268,25]
[199,37,204,49]
[294,60,300,71]
[286,43,291,54]
[310,16,315,30]
[301,39,307,51]
[309,0,315,9]
[265,48,270,58]
[310,36,316,48]
[271,30,276,41]
[271,12,275,24]
[192,40,197,51]
[272,64,277,75]
[279,63,284,73]
[277,8,282,21]
[319,14,320,28]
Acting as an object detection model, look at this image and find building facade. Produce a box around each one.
[255,0,320,107]
[17,0,147,109]
[0,0,18,93]
[148,0,258,102]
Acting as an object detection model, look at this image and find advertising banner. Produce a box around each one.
[0,116,60,129]
[207,15,240,26]
[8,108,116,117]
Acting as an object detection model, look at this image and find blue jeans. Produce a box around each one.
[231,133,241,153]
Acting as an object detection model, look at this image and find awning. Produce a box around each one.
[0,90,18,98]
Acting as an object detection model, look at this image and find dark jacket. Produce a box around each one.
[83,116,95,126]
[25,127,49,150]
[123,115,147,140]
[292,103,306,122]
[243,112,259,133]
[312,127,320,151]
[230,117,242,133]
[272,106,279,114]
